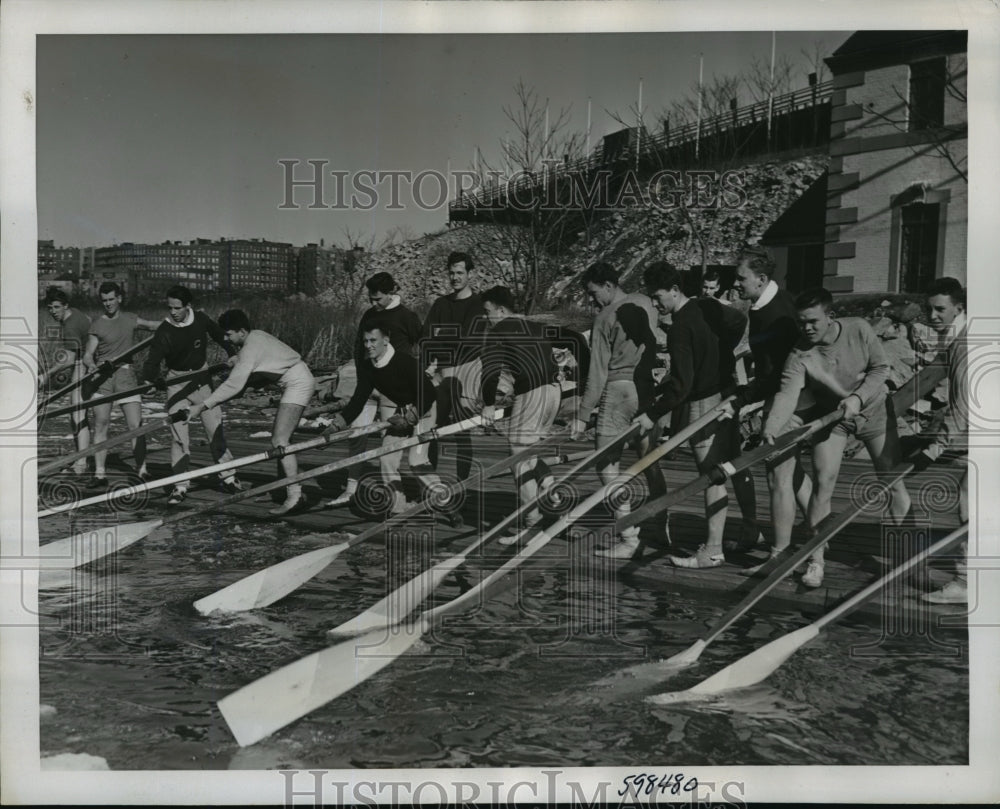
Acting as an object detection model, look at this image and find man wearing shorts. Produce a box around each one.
[478,286,562,545]
[913,277,969,604]
[633,262,738,568]
[139,285,244,505]
[762,287,912,588]
[327,272,424,508]
[189,310,316,516]
[82,282,161,488]
[731,251,814,570]
[39,288,92,475]
[421,251,487,483]
[571,261,670,558]
[327,322,445,517]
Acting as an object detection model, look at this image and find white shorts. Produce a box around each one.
[279,361,316,407]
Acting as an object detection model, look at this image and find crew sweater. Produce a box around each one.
[646,298,721,421]
[695,296,747,390]
[924,314,968,459]
[579,291,661,414]
[746,286,800,403]
[764,317,890,436]
[480,316,559,403]
[201,330,305,409]
[353,297,423,366]
[140,310,232,381]
[341,346,436,424]
[421,292,487,368]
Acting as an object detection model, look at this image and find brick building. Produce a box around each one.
[823,30,967,293]
[218,238,296,293]
[296,242,342,296]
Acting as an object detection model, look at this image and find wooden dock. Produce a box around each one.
[37,417,969,632]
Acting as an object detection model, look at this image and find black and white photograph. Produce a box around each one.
[2,0,999,804]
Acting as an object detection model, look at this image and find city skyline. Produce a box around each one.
[38,30,848,251]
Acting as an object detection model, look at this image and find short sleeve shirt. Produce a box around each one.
[89,311,140,363]
[61,309,91,357]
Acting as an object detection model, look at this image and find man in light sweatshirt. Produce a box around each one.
[187,309,316,516]
[571,261,669,553]
[762,287,912,588]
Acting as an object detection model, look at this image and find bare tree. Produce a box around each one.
[744,53,795,104]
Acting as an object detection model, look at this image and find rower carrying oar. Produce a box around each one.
[192,413,555,615]
[38,421,390,517]
[646,523,968,705]
[41,363,228,420]
[323,424,642,637]
[39,333,156,409]
[38,416,484,570]
[215,398,735,747]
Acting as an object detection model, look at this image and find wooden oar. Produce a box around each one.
[37,416,484,569]
[615,407,844,533]
[632,461,918,674]
[38,421,391,517]
[324,425,642,638]
[37,412,184,477]
[216,398,734,747]
[647,523,968,704]
[41,363,228,419]
[192,422,564,615]
[39,334,156,408]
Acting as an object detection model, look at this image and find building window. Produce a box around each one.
[908,57,946,131]
[899,202,940,292]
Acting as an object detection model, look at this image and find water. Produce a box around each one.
[37,511,968,770]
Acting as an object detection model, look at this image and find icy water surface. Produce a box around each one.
[37,510,968,770]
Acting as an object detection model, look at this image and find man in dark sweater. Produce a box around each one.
[327,272,424,508]
[731,250,813,568]
[139,285,244,503]
[327,322,443,516]
[421,251,487,481]
[617,262,732,566]
[478,286,562,545]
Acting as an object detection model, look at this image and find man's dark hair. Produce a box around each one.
[925,276,966,307]
[581,261,620,287]
[218,309,252,332]
[362,319,392,339]
[44,287,70,305]
[794,287,834,311]
[446,251,474,271]
[480,285,517,312]
[165,285,193,306]
[365,272,397,295]
[738,249,777,280]
[643,261,682,294]
[98,281,124,297]
[703,268,721,284]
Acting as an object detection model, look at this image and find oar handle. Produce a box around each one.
[40,333,156,408]
[815,524,968,631]
[162,414,486,527]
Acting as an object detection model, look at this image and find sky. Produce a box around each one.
[36,30,850,250]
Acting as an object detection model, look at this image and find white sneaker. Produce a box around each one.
[269,490,304,516]
[324,484,356,508]
[801,559,825,588]
[595,535,642,560]
[668,544,724,569]
[921,579,967,604]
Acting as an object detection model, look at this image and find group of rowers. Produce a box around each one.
[40,248,969,603]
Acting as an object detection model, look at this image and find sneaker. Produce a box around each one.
[269,491,305,516]
[595,535,642,560]
[738,547,793,577]
[167,487,188,505]
[801,559,825,588]
[324,484,356,508]
[218,477,248,495]
[921,579,967,604]
[137,469,153,483]
[668,544,724,569]
[86,476,110,491]
[71,461,89,477]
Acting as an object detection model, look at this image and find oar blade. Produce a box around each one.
[325,556,465,638]
[39,519,164,569]
[218,619,427,747]
[662,638,707,668]
[649,625,821,704]
[194,543,349,615]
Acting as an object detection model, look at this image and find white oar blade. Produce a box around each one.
[325,555,466,638]
[218,619,427,747]
[662,638,707,668]
[38,520,163,569]
[194,543,349,615]
[648,625,821,704]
